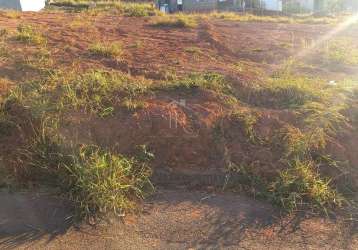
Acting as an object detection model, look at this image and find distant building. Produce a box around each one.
[156,0,243,13]
[156,0,358,13]
[0,0,45,11]
[343,0,358,11]
[282,0,343,13]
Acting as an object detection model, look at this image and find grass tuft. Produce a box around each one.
[270,159,343,213]
[89,42,123,58]
[62,145,153,219]
[152,15,198,28]
[20,119,154,220]
[323,38,358,65]
[15,24,47,45]
[156,72,232,95]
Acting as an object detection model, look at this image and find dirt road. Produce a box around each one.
[1,188,357,250]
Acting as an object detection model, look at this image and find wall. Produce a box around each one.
[183,0,218,12]
[262,0,283,11]
[0,0,21,10]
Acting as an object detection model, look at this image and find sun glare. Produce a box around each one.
[295,13,358,60]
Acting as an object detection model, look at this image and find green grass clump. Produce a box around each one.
[230,109,260,143]
[158,72,232,95]
[62,145,153,219]
[62,70,151,114]
[0,44,9,61]
[16,48,54,75]
[152,15,198,28]
[323,39,358,65]
[21,122,153,219]
[208,12,339,24]
[249,73,330,109]
[0,28,8,39]
[270,159,343,213]
[15,24,47,45]
[115,2,160,17]
[5,69,151,118]
[49,1,160,16]
[89,42,123,58]
[226,158,344,214]
[0,105,15,137]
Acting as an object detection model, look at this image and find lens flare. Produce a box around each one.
[294,14,358,60]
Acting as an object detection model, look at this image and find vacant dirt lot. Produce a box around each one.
[0,10,358,249]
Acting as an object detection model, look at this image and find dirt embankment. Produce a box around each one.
[0,12,357,188]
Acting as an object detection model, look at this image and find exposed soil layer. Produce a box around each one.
[1,11,358,177]
[0,11,358,249]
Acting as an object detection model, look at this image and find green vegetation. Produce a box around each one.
[62,70,150,114]
[19,119,153,219]
[156,72,232,95]
[230,109,260,143]
[1,7,358,221]
[16,48,54,75]
[115,2,160,17]
[152,15,198,28]
[89,42,123,58]
[0,28,8,39]
[221,69,358,213]
[270,159,343,213]
[49,1,160,16]
[246,70,333,109]
[0,44,9,61]
[64,146,152,218]
[208,12,340,24]
[323,38,358,65]
[15,24,47,46]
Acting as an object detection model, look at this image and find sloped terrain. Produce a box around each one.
[0,8,358,249]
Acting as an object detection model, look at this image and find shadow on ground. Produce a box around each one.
[0,188,357,249]
[0,190,74,250]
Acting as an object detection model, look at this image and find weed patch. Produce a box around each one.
[247,73,329,109]
[322,38,358,65]
[21,121,153,219]
[50,1,160,16]
[230,108,260,143]
[61,145,153,219]
[62,70,151,115]
[89,42,123,58]
[115,2,160,17]
[208,12,339,24]
[15,24,47,46]
[270,159,343,213]
[156,72,232,95]
[152,15,198,29]
[0,44,9,62]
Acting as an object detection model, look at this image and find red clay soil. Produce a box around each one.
[0,10,358,250]
[0,11,358,177]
